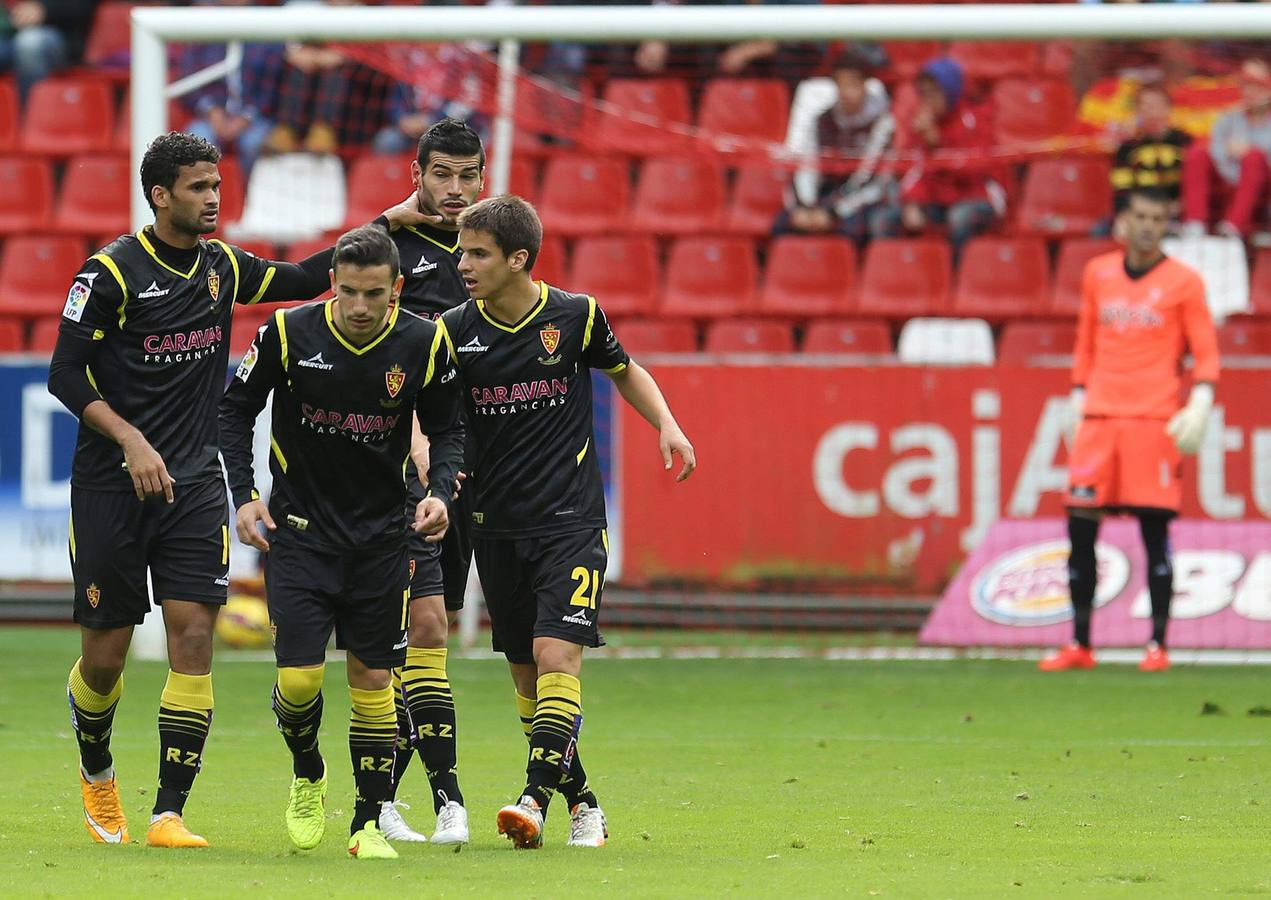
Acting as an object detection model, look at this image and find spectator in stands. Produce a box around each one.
[264,0,394,155]
[1096,82,1191,237]
[373,46,489,155]
[876,57,1003,257]
[1181,59,1271,238]
[774,48,894,244]
[5,0,96,102]
[178,1,285,175]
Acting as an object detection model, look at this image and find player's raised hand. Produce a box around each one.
[120,432,175,502]
[414,496,450,542]
[453,470,466,501]
[235,499,276,552]
[382,193,444,231]
[660,425,697,482]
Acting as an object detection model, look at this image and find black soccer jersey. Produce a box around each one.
[58,228,284,491]
[390,223,467,321]
[219,301,463,552]
[438,282,629,538]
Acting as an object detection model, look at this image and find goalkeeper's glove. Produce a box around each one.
[1166,382,1214,456]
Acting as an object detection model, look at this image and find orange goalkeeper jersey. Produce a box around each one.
[1072,251,1220,420]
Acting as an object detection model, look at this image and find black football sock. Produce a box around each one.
[273,666,325,782]
[67,659,122,777]
[1139,514,1174,647]
[522,673,583,813]
[349,685,397,834]
[154,671,213,816]
[402,647,462,812]
[1068,515,1100,648]
[517,689,595,811]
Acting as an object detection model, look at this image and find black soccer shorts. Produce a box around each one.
[405,475,473,611]
[265,539,409,670]
[473,528,608,665]
[70,478,230,630]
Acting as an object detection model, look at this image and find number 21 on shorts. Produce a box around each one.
[570,567,601,609]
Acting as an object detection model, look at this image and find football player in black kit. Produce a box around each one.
[439,196,696,849]
[48,133,422,850]
[368,118,483,845]
[219,225,463,860]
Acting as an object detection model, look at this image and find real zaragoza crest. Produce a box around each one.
[207,271,220,303]
[385,364,405,398]
[539,324,560,355]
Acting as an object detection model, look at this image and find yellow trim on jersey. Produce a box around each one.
[274,309,289,369]
[601,529,609,554]
[246,267,277,305]
[90,252,128,328]
[221,525,230,565]
[92,329,105,341]
[69,511,76,562]
[404,225,459,254]
[576,438,590,466]
[136,228,201,279]
[602,361,628,374]
[436,316,457,360]
[476,281,549,334]
[423,324,446,387]
[401,589,410,630]
[270,433,288,473]
[324,299,399,356]
[209,239,241,304]
[582,295,598,351]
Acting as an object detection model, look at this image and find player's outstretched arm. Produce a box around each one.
[412,333,465,540]
[48,258,175,502]
[608,362,697,482]
[219,317,285,550]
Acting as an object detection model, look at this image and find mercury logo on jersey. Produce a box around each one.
[143,326,224,363]
[470,377,569,416]
[412,256,438,275]
[138,280,170,299]
[1100,301,1164,331]
[299,403,400,442]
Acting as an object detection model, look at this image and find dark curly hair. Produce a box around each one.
[139,132,221,212]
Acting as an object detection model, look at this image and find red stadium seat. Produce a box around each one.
[343,154,413,229]
[590,78,693,156]
[480,155,538,201]
[614,318,698,354]
[0,316,22,351]
[1249,249,1271,317]
[567,236,659,318]
[857,239,951,318]
[724,167,788,236]
[85,2,136,72]
[630,157,726,235]
[697,79,790,148]
[532,234,566,287]
[29,317,61,353]
[20,77,115,156]
[1219,321,1271,357]
[803,318,893,355]
[229,239,278,261]
[993,77,1075,146]
[284,236,335,263]
[952,237,1050,319]
[704,319,795,353]
[1017,158,1112,238]
[0,157,54,234]
[949,41,1038,81]
[54,155,131,236]
[538,155,630,237]
[0,80,16,152]
[230,305,273,357]
[661,236,758,319]
[759,236,856,318]
[214,156,246,229]
[880,42,941,80]
[998,321,1077,364]
[0,236,87,318]
[1052,236,1119,315]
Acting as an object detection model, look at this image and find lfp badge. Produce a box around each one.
[970,540,1129,626]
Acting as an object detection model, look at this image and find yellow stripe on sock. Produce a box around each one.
[536,672,581,706]
[515,692,536,739]
[349,686,396,724]
[160,671,214,712]
[277,665,325,706]
[68,659,121,712]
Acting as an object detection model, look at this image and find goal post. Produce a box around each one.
[129,3,1271,228]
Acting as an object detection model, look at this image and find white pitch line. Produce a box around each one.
[212,646,1271,665]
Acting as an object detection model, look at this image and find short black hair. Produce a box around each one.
[457,195,542,271]
[1127,185,1172,208]
[416,117,485,170]
[832,47,878,79]
[140,132,221,212]
[333,224,401,279]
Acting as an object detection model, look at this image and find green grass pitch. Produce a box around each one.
[3,626,1270,897]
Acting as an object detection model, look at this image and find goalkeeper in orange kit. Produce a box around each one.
[1040,186,1220,673]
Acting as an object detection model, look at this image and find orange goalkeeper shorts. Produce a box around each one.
[1066,416,1182,512]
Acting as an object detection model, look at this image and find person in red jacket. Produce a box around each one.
[1040,186,1220,674]
[876,56,1004,257]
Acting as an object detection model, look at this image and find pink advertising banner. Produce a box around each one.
[920,518,1271,648]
